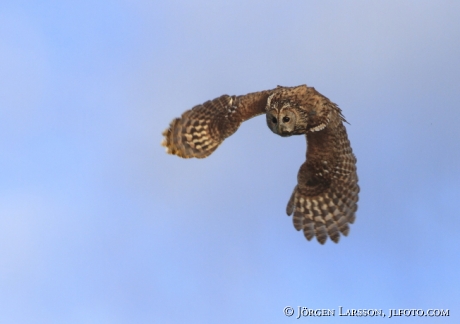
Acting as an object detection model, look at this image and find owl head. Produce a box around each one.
[265,86,309,136]
[265,85,333,136]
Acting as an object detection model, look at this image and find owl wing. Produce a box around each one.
[162,90,273,158]
[286,122,359,244]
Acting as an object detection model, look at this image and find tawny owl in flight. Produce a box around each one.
[162,85,359,244]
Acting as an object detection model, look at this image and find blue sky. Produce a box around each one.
[1,1,459,323]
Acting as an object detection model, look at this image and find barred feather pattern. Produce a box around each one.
[286,111,359,244]
[162,91,271,159]
[162,95,237,158]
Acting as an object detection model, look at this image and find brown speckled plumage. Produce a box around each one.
[162,85,359,244]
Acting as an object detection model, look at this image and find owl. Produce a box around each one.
[162,85,359,244]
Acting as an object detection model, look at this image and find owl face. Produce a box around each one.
[265,98,307,137]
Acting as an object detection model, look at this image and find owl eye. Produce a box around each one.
[282,116,290,123]
[272,117,277,124]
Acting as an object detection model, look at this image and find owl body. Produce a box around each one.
[162,85,359,244]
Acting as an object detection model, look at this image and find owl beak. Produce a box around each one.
[278,125,292,137]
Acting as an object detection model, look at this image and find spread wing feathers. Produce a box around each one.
[162,90,273,158]
[286,120,359,244]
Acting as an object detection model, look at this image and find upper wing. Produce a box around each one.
[162,90,273,158]
[286,108,359,244]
